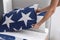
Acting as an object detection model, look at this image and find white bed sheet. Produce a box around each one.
[0,28,48,40]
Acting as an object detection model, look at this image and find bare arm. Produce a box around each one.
[58,0,60,6]
[36,0,60,13]
[33,0,59,29]
[38,0,59,24]
[36,6,50,13]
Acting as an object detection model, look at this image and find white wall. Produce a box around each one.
[12,0,51,9]
[3,0,12,13]
[50,6,60,40]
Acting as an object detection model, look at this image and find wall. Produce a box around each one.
[3,0,12,13]
[50,6,60,40]
[12,0,51,9]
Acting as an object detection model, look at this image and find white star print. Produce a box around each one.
[13,27,22,31]
[16,8,24,13]
[19,27,22,31]
[13,28,18,31]
[2,15,14,28]
[18,12,33,26]
[3,13,7,16]
[0,37,5,40]
[16,9,21,13]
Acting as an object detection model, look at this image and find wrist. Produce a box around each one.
[37,22,42,26]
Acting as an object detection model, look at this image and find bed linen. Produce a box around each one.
[0,4,46,32]
[0,28,48,40]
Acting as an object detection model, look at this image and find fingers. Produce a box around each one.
[36,8,41,13]
[32,23,41,29]
[32,24,35,26]
[32,24,39,29]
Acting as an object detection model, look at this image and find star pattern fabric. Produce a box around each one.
[0,4,46,32]
[0,5,37,32]
[18,12,33,26]
[2,15,14,28]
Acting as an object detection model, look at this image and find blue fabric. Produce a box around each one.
[0,7,37,32]
[0,34,15,40]
[0,34,27,40]
[37,11,47,16]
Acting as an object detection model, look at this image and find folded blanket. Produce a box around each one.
[0,4,46,32]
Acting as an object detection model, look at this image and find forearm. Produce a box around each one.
[40,6,50,11]
[36,6,50,13]
[57,0,60,6]
[38,8,55,25]
[38,0,59,25]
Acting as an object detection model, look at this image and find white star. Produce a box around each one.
[3,13,7,16]
[0,37,5,40]
[13,27,22,31]
[16,8,24,13]
[13,28,18,31]
[19,27,22,31]
[16,9,20,13]
[4,30,6,32]
[18,12,33,26]
[2,15,14,28]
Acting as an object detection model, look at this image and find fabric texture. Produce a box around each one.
[0,34,27,40]
[0,4,37,32]
[0,4,46,32]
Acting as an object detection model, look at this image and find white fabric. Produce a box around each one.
[0,28,48,40]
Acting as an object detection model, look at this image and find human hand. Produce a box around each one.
[32,23,41,29]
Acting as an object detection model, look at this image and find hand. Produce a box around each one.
[36,8,41,13]
[32,23,41,29]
